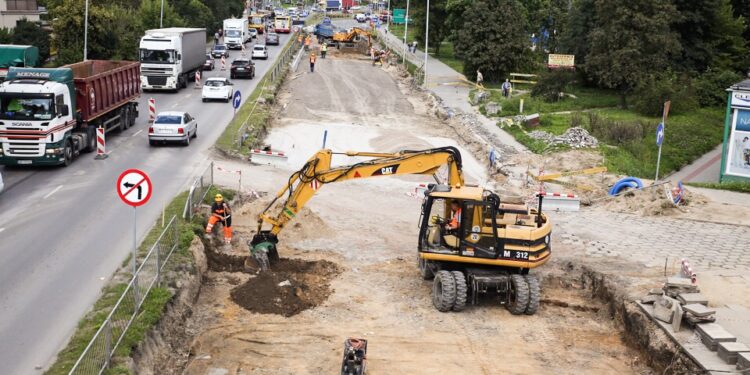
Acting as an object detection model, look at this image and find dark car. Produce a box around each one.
[230,58,255,79]
[211,44,229,58]
[202,54,215,71]
[266,32,280,45]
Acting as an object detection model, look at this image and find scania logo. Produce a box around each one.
[11,122,33,127]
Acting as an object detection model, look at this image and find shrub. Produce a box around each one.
[531,69,576,102]
[633,74,698,116]
[694,68,742,107]
[584,113,644,145]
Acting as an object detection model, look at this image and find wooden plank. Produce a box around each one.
[536,166,608,181]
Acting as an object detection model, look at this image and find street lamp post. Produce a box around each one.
[160,0,164,28]
[403,0,409,66]
[83,0,89,61]
[424,0,429,86]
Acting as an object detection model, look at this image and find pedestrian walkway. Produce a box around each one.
[380,29,527,153]
[667,144,722,183]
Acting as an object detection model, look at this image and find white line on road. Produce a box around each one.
[43,185,63,200]
[131,129,143,137]
[0,228,5,234]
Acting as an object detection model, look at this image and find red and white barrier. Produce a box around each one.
[148,98,156,123]
[215,165,242,191]
[94,127,107,160]
[249,149,288,165]
[194,70,201,89]
[537,191,580,212]
[221,56,226,71]
[406,183,430,199]
[681,259,698,284]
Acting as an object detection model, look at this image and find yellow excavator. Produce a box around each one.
[250,147,552,314]
[332,27,372,50]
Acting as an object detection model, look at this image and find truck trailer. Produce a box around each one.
[223,18,250,49]
[0,60,140,166]
[0,45,40,82]
[139,28,206,91]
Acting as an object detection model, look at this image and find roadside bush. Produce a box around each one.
[531,69,576,102]
[694,68,742,107]
[633,74,698,117]
[584,113,644,145]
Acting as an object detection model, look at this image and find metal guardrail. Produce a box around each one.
[183,161,214,220]
[68,215,180,375]
[378,30,423,87]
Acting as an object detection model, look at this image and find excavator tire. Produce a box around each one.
[418,256,434,280]
[524,274,540,315]
[452,271,467,312]
[507,274,530,315]
[432,270,456,312]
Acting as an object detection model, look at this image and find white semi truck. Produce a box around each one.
[223,18,250,50]
[139,28,206,91]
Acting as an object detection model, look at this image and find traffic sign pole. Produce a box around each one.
[654,101,671,183]
[117,169,153,277]
[133,206,137,276]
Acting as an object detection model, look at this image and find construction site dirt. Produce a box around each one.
[129,49,742,374]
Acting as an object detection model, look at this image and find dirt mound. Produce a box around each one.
[230,259,340,317]
[602,186,707,216]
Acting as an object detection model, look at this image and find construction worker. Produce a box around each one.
[309,52,317,73]
[304,35,311,51]
[321,42,328,59]
[476,70,484,89]
[298,34,303,45]
[445,201,462,232]
[205,194,232,244]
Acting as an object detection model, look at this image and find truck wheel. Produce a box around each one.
[63,140,73,166]
[84,127,96,153]
[452,271,468,312]
[418,256,434,280]
[432,270,456,312]
[507,274,530,315]
[524,274,541,315]
[128,105,137,127]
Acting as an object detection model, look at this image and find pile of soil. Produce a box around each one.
[230,259,340,317]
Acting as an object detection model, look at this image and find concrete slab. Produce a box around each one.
[684,304,716,317]
[697,323,737,351]
[737,352,750,370]
[638,302,737,372]
[717,342,750,364]
[667,277,694,288]
[641,294,658,304]
[678,293,709,306]
[648,288,664,295]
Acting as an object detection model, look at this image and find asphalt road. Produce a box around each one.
[0,32,294,374]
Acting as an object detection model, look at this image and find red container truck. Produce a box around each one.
[0,60,140,166]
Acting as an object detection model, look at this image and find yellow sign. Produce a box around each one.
[547,54,575,68]
[535,166,607,181]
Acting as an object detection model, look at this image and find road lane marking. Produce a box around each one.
[131,129,143,137]
[43,185,63,199]
[0,228,5,234]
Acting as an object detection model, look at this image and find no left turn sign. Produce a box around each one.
[117,169,153,207]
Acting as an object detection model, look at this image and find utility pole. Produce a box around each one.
[160,0,164,28]
[402,0,410,66]
[83,0,89,61]
[423,0,429,86]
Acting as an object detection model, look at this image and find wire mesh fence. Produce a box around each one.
[68,215,179,375]
[183,161,214,220]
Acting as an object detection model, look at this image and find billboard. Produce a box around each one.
[725,109,750,178]
[547,54,575,69]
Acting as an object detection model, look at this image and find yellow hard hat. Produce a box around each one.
[215,194,223,202]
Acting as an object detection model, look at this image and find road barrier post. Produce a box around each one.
[221,56,226,71]
[95,127,107,160]
[194,70,201,89]
[148,98,156,123]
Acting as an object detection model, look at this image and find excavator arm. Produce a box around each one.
[257,146,463,236]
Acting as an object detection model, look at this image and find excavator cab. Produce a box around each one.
[417,184,551,314]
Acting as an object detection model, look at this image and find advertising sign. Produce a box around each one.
[547,54,575,69]
[725,109,750,178]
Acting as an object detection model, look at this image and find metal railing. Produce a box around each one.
[377,29,424,87]
[69,215,180,375]
[183,161,214,220]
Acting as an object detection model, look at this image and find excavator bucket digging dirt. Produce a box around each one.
[341,338,368,375]
[249,231,280,271]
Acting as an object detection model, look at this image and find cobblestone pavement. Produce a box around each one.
[552,209,750,271]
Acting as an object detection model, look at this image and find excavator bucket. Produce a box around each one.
[249,231,280,271]
[341,338,367,375]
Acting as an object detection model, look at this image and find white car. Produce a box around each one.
[355,13,366,22]
[252,45,269,60]
[249,28,258,39]
[148,111,198,146]
[202,77,234,102]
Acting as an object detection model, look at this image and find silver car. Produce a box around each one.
[148,111,198,146]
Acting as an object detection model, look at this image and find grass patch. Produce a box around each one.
[481,85,619,117]
[430,41,463,74]
[687,181,750,194]
[45,186,234,375]
[388,24,417,45]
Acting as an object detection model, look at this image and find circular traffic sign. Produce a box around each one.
[233,90,242,109]
[656,122,665,146]
[117,169,153,207]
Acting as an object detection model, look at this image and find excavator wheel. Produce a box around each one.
[418,256,434,280]
[452,271,467,312]
[432,270,456,312]
[524,274,541,315]
[507,274,530,315]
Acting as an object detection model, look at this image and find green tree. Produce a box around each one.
[453,0,531,81]
[52,0,118,64]
[139,0,184,30]
[12,19,50,62]
[445,0,470,43]
[560,0,595,67]
[672,0,747,72]
[584,0,681,107]
[110,6,142,60]
[174,0,215,31]
[412,0,449,54]
[0,28,13,44]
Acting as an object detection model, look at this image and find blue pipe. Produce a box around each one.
[608,177,644,196]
